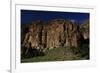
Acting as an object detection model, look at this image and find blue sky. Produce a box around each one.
[21,10,89,25]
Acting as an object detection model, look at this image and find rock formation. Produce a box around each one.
[80,20,89,40]
[21,19,88,51]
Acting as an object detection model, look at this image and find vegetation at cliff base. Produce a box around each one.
[21,46,89,63]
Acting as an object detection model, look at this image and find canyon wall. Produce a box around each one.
[21,19,89,50]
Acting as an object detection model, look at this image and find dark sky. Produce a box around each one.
[21,10,89,25]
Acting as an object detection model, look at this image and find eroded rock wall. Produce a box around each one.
[21,19,88,50]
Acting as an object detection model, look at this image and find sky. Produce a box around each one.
[21,10,89,25]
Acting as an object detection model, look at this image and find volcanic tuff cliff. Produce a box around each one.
[21,19,89,50]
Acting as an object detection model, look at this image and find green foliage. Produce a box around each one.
[21,46,89,63]
[79,44,89,59]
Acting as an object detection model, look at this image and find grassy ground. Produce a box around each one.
[21,46,89,63]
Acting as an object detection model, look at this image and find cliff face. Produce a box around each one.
[21,19,89,50]
[80,20,89,40]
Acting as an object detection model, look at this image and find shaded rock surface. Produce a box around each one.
[80,20,89,40]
